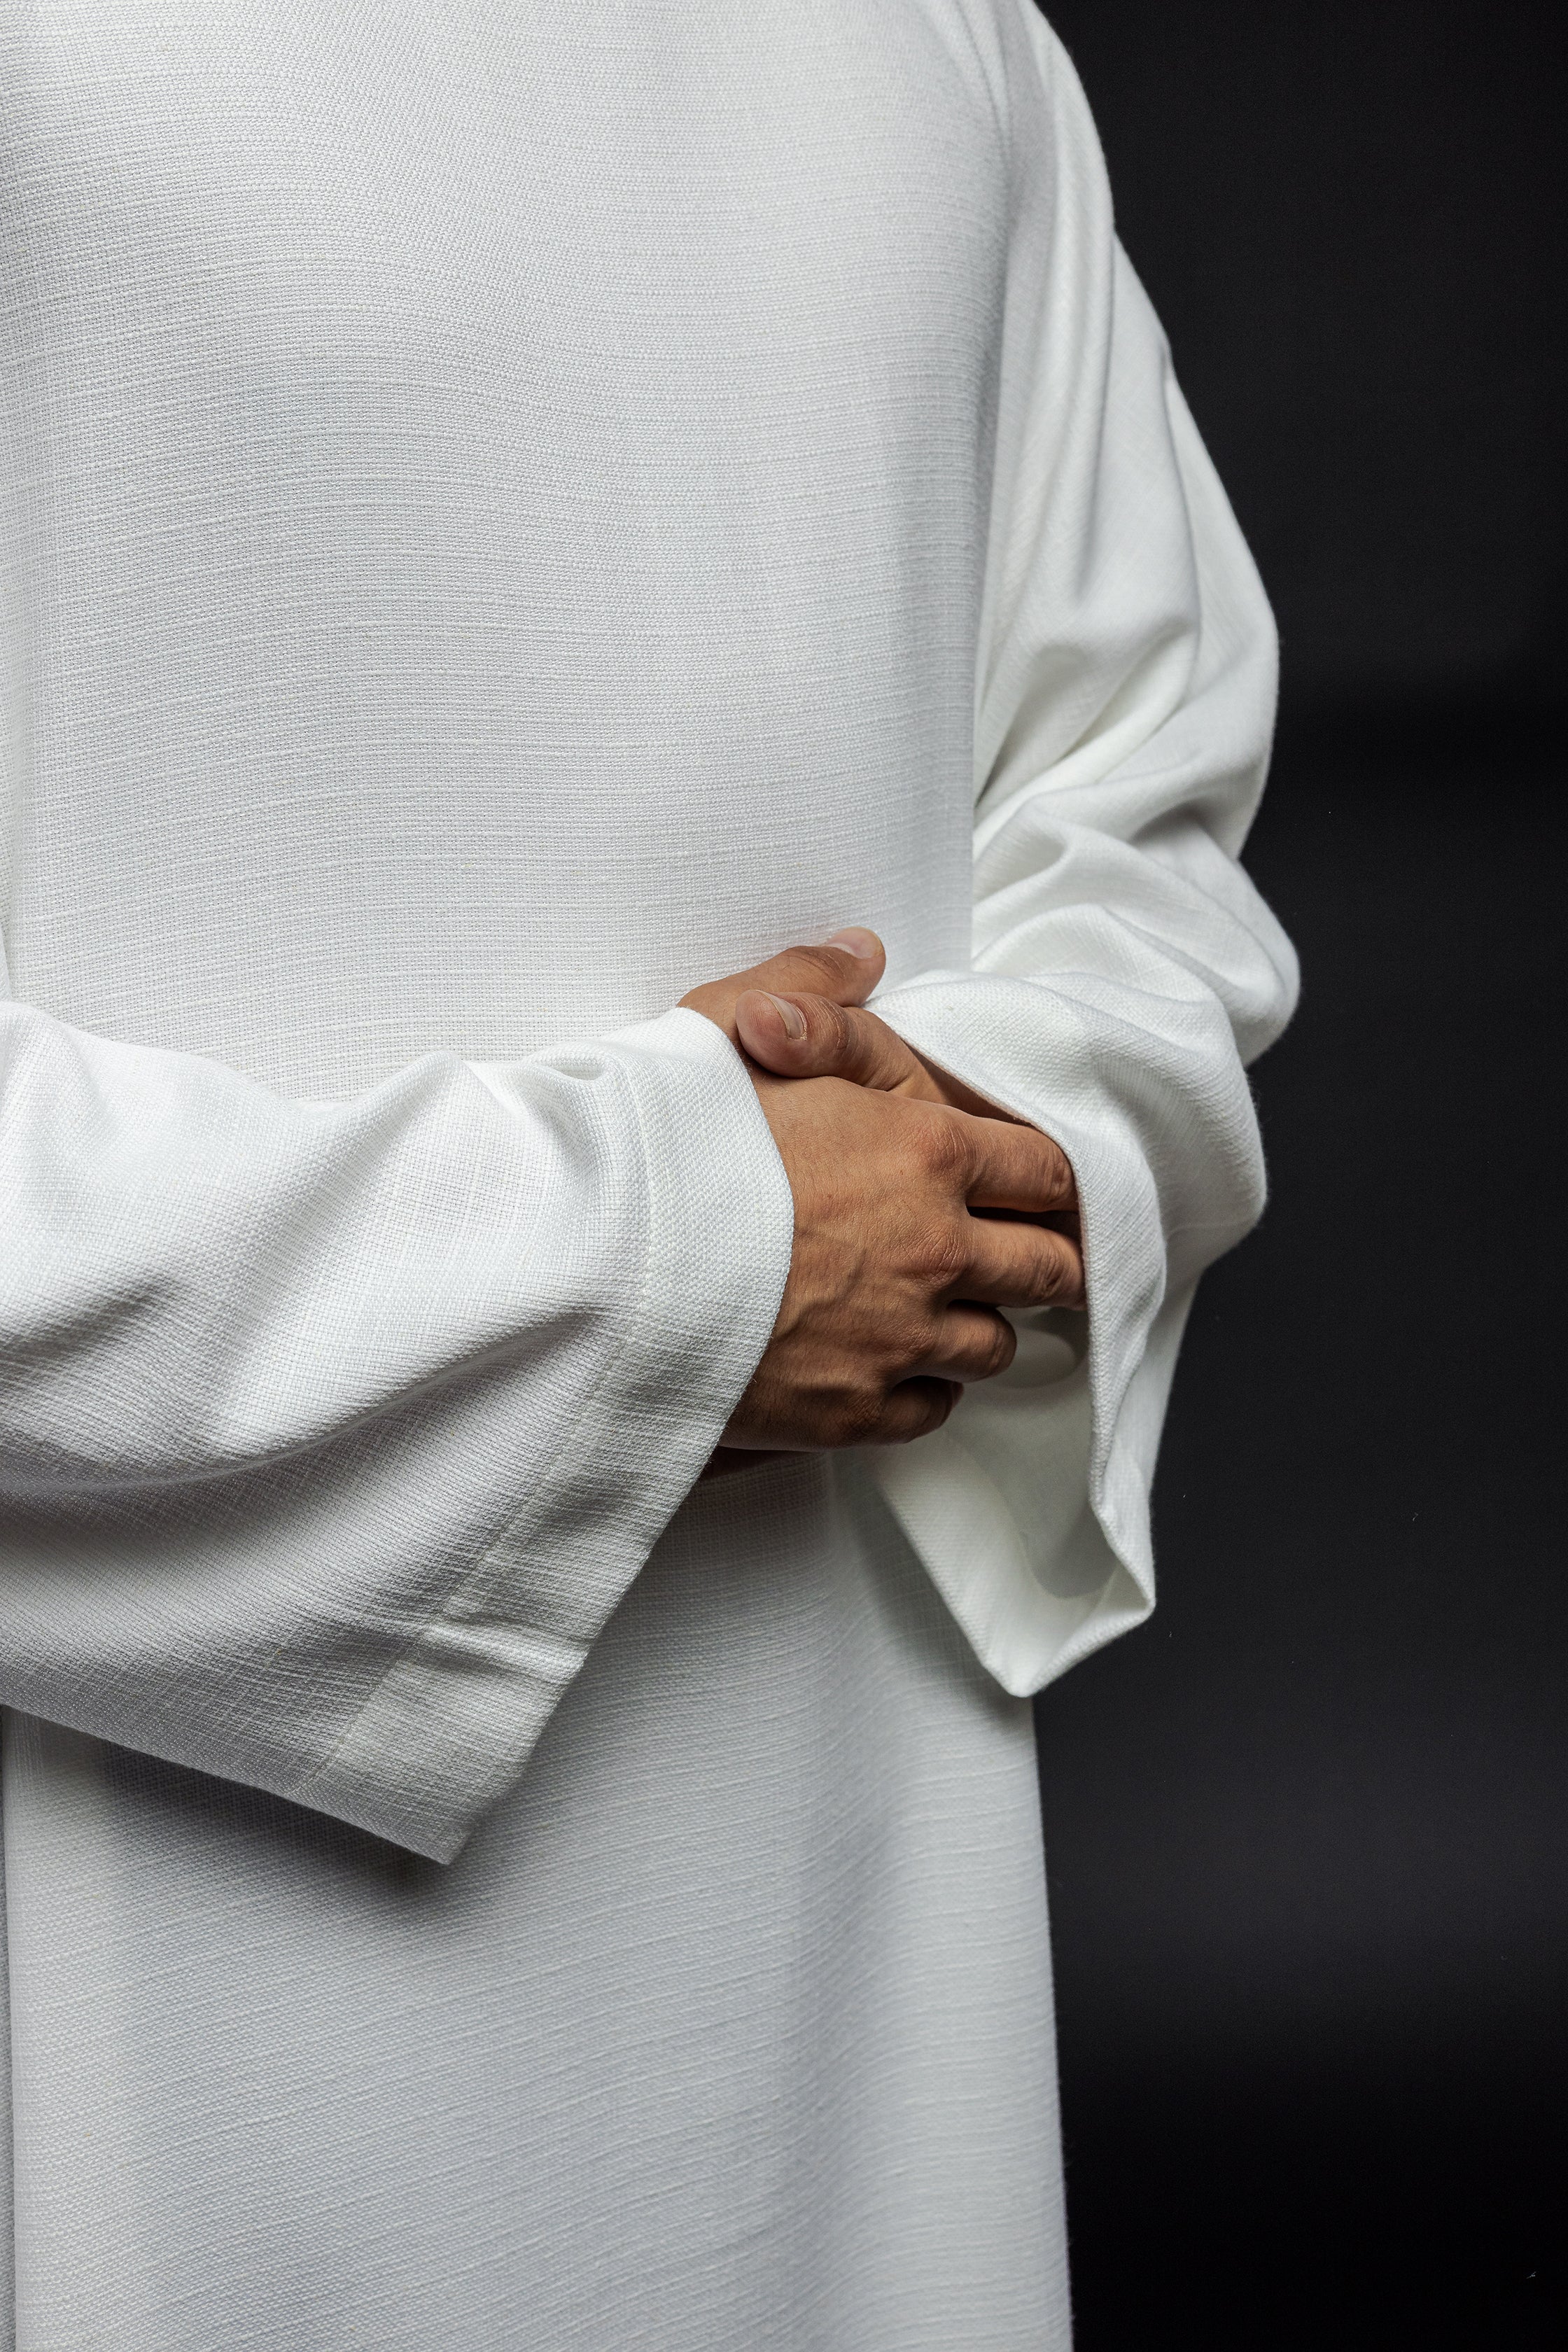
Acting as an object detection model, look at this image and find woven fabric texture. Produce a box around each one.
[0,2,1293,2344]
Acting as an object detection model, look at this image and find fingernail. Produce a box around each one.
[764,992,806,1040]
[827,927,879,959]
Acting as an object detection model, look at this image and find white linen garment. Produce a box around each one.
[0,3,1297,2346]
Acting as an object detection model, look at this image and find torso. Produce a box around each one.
[0,10,1068,2345]
[2,0,1010,1087]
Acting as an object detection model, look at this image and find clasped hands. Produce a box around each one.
[680,930,1084,1473]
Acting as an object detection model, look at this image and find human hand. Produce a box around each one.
[679,927,892,1051]
[682,922,1082,1258]
[685,925,1067,1138]
[729,950,1083,1260]
[680,932,1083,1466]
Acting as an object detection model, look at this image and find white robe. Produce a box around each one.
[0,3,1297,2344]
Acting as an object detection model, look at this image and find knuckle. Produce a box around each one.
[876,1376,958,1447]
[916,1219,970,1291]
[811,997,852,1057]
[913,1110,967,1186]
[830,1381,888,1450]
[907,1308,946,1365]
[1042,1142,1075,1204]
[1032,1240,1077,1305]
[981,1314,1016,1377]
[881,1387,933,1448]
[782,944,854,995]
[878,1312,932,1379]
[919,1378,960,1435]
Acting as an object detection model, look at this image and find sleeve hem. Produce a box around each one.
[293,1009,794,1860]
[864,972,1223,1699]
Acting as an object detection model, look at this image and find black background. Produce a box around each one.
[1029,6,1566,2346]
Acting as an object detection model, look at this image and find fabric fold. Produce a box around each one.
[0,1004,792,1858]
[866,969,1231,1695]
[852,5,1300,1697]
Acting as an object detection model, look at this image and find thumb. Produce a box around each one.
[734,991,944,1100]
[679,928,886,1041]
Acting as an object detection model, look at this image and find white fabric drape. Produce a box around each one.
[867,78,1299,1690]
[0,3,1295,2344]
[0,990,792,1858]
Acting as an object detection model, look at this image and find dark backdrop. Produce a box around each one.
[1029,7,1567,2346]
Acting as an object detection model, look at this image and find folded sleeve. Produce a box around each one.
[0,997,793,1859]
[863,5,1300,1695]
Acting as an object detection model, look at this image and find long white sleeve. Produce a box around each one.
[0,0,1289,1854]
[866,7,1299,1693]
[0,997,792,1860]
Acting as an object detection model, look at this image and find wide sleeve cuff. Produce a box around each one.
[293,1008,793,1858]
[252,1009,795,1860]
[856,970,1258,1700]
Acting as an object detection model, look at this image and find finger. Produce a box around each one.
[917,1305,1017,1382]
[736,933,888,1009]
[955,1212,1086,1310]
[941,1107,1079,1214]
[678,930,886,1038]
[734,991,946,1099]
[855,1376,961,1446]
